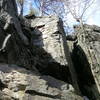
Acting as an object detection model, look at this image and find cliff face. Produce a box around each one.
[31,16,67,66]
[30,16,80,94]
[69,25,100,100]
[0,1,100,100]
[0,1,82,99]
[74,25,100,91]
[0,15,83,100]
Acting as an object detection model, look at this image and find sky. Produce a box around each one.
[24,0,37,15]
[85,0,100,26]
[63,0,100,27]
[20,0,100,27]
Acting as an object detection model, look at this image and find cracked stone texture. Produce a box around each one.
[74,24,100,94]
[30,16,80,94]
[0,64,83,100]
[31,16,68,66]
[0,10,81,99]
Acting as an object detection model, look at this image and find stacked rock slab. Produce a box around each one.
[0,0,82,99]
[31,16,67,65]
[0,64,84,100]
[30,16,80,94]
[74,24,100,99]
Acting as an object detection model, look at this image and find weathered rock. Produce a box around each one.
[71,24,100,100]
[0,0,37,70]
[31,16,67,65]
[0,64,83,100]
[66,35,77,41]
[0,5,81,98]
[30,16,80,94]
[0,0,28,45]
[0,0,97,99]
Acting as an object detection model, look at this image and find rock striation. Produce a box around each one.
[0,0,100,100]
[0,0,81,99]
[31,16,67,66]
[68,24,100,100]
[0,64,83,100]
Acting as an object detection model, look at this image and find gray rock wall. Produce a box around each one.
[70,24,100,100]
[30,16,80,94]
[0,1,100,99]
[0,6,82,99]
[0,64,83,100]
[31,16,67,66]
[75,25,100,93]
[0,1,82,98]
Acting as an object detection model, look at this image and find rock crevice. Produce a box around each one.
[68,24,100,100]
[0,0,100,100]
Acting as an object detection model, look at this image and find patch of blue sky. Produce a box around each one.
[23,0,39,15]
[23,0,100,27]
[85,0,100,26]
[65,0,100,28]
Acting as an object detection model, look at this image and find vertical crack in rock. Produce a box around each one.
[1,0,99,99]
[70,24,100,100]
[30,17,81,95]
[72,44,98,100]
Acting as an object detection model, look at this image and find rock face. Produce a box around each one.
[70,24,100,100]
[0,0,81,99]
[0,64,83,100]
[0,0,100,100]
[31,16,67,66]
[0,0,34,69]
[30,16,80,95]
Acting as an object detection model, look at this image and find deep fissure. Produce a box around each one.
[72,43,99,100]
[35,43,99,100]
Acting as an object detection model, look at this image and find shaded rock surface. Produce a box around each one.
[30,16,81,94]
[0,64,83,100]
[0,0,35,70]
[31,16,67,66]
[0,0,100,100]
[0,0,81,99]
[68,24,100,100]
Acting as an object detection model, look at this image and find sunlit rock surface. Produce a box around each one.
[0,1,100,99]
[0,64,83,100]
[31,16,68,66]
[68,24,100,100]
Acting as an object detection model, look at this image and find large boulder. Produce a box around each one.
[30,16,80,94]
[0,64,83,100]
[71,24,100,100]
[31,16,67,65]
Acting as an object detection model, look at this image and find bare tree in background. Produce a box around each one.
[34,0,65,16]
[17,0,25,16]
[29,3,39,16]
[64,0,95,29]
[34,0,70,34]
[32,0,43,16]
